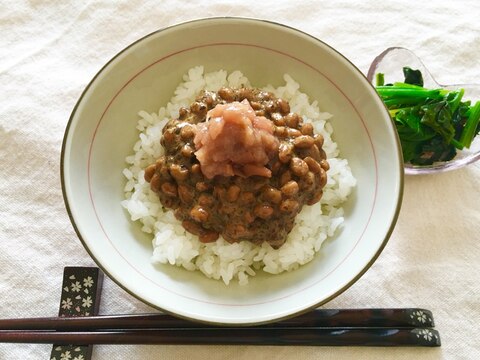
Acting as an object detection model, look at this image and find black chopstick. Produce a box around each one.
[0,328,441,347]
[0,308,434,331]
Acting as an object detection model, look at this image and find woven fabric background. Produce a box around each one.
[1,1,479,359]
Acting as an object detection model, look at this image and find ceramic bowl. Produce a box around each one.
[61,17,403,325]
[367,47,480,175]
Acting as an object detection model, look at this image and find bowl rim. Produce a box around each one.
[60,16,404,325]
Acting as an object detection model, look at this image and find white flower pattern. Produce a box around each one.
[83,276,94,288]
[82,296,92,308]
[413,328,438,343]
[53,269,99,360]
[71,281,81,292]
[419,329,433,341]
[51,344,88,360]
[409,310,433,326]
[60,351,72,360]
[61,298,73,310]
[414,310,427,323]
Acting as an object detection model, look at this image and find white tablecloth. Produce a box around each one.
[1,1,479,359]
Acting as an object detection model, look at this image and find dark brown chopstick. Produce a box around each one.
[0,308,440,347]
[0,328,441,347]
[0,308,434,331]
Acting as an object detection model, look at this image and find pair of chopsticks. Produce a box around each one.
[0,308,440,346]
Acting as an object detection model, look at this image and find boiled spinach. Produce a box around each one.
[375,67,480,166]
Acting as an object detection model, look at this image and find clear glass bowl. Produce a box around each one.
[367,47,480,175]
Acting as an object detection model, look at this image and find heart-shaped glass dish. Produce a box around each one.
[367,47,480,175]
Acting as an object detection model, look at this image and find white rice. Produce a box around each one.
[121,66,356,285]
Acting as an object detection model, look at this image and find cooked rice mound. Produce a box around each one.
[122,67,356,285]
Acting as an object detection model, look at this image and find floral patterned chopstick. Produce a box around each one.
[0,327,441,347]
[2,308,435,330]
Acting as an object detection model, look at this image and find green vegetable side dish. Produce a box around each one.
[375,67,480,166]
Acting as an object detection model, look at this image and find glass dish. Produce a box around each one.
[367,47,480,175]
